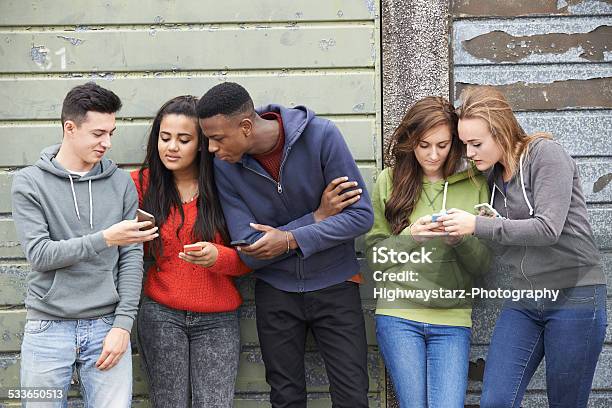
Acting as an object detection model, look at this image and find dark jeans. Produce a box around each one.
[480,285,607,408]
[255,279,369,408]
[137,297,240,408]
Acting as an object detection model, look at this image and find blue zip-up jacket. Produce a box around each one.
[214,104,374,292]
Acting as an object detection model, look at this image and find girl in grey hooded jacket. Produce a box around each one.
[439,86,606,408]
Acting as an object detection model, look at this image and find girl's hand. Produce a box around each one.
[438,208,476,236]
[410,215,447,243]
[179,242,218,267]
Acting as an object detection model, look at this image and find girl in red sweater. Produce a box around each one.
[131,96,250,407]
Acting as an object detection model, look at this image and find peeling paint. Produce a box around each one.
[153,15,165,24]
[453,0,612,17]
[462,25,611,63]
[318,38,336,51]
[456,77,611,110]
[29,45,49,66]
[594,173,612,193]
[353,103,366,112]
[337,10,344,18]
[56,35,84,46]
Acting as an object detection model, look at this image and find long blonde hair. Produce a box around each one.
[456,86,551,178]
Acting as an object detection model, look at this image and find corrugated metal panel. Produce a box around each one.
[452,4,612,406]
[453,0,612,18]
[0,0,382,406]
[454,17,611,65]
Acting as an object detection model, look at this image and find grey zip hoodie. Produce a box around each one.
[11,144,143,332]
[474,138,605,290]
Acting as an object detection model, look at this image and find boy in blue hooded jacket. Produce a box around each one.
[197,82,373,407]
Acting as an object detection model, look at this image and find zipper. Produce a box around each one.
[494,180,534,291]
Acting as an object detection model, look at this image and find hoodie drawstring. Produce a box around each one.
[88,179,93,229]
[69,175,81,221]
[488,156,534,216]
[519,153,534,216]
[441,181,448,211]
[68,175,94,229]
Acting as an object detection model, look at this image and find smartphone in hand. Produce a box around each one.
[230,239,251,247]
[474,203,501,218]
[183,243,204,253]
[136,209,156,231]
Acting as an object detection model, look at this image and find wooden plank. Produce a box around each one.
[0,118,376,166]
[0,26,375,73]
[0,73,376,120]
[0,349,383,393]
[0,164,377,213]
[452,0,612,18]
[454,17,612,65]
[0,0,375,25]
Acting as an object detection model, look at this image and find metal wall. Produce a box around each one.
[451,1,612,406]
[0,1,383,406]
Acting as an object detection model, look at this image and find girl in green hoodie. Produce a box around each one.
[366,97,491,407]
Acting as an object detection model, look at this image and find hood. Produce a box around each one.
[35,144,118,180]
[422,159,483,212]
[255,104,315,147]
[34,144,118,229]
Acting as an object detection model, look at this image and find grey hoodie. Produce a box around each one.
[475,138,605,291]
[11,144,143,332]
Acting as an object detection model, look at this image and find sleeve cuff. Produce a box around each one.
[112,314,134,333]
[474,216,498,240]
[90,231,109,253]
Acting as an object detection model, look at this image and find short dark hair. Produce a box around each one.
[196,82,254,119]
[61,82,122,126]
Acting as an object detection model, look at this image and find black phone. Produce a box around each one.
[230,239,251,247]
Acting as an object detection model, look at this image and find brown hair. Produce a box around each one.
[456,86,551,178]
[385,96,462,235]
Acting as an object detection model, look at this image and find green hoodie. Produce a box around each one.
[365,165,491,327]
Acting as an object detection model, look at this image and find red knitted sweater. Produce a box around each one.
[131,170,250,312]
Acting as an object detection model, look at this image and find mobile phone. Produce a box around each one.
[183,243,203,253]
[474,203,501,218]
[230,239,251,247]
[430,210,447,222]
[136,209,156,231]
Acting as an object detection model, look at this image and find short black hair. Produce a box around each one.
[61,82,122,126]
[196,82,254,119]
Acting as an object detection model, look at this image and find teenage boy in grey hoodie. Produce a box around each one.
[11,82,159,407]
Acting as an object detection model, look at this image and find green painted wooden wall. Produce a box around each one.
[0,1,384,406]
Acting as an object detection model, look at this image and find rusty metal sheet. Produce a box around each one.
[0,0,376,26]
[454,17,612,65]
[0,72,376,120]
[452,0,612,18]
[514,110,612,156]
[454,64,612,111]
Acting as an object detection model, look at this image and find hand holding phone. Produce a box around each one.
[474,203,501,218]
[183,243,204,253]
[136,209,156,231]
[230,239,251,247]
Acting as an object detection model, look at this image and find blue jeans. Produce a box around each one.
[480,284,607,408]
[375,315,471,408]
[20,315,132,408]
